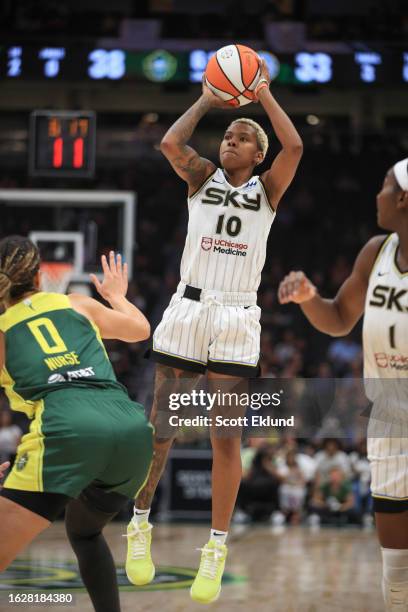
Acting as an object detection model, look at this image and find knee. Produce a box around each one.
[382,548,408,609]
[65,507,102,543]
[66,521,101,544]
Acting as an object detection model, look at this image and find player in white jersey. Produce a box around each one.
[125,60,303,603]
[278,158,408,612]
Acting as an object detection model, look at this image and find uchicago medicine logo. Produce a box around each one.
[201,237,213,251]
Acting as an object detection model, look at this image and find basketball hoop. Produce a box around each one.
[40,262,73,294]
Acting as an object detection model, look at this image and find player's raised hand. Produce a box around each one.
[202,77,237,109]
[278,271,317,304]
[90,251,128,302]
[0,461,10,480]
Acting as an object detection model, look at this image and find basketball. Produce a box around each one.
[205,44,261,107]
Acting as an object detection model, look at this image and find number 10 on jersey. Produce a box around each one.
[216,214,242,237]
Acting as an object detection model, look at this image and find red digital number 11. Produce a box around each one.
[52,137,84,169]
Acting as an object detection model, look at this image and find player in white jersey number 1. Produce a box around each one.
[278,159,408,612]
[125,60,303,604]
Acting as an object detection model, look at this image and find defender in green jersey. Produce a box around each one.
[0,236,153,612]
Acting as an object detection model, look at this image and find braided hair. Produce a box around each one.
[0,236,41,303]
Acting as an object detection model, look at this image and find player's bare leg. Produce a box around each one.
[136,364,201,508]
[208,371,246,533]
[125,363,201,586]
[0,497,50,571]
[191,370,246,604]
[376,512,408,611]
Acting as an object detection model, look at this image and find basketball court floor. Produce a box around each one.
[0,523,383,612]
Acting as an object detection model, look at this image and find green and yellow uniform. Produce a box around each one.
[0,292,153,499]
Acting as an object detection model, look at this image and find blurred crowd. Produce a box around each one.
[236,436,372,528]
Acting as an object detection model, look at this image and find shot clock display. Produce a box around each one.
[29,111,96,178]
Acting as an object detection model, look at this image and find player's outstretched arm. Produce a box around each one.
[69,252,150,343]
[277,236,387,336]
[256,60,303,209]
[160,82,230,196]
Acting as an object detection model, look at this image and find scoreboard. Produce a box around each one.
[1,45,407,87]
[29,111,96,178]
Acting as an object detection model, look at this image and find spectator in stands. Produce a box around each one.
[314,438,351,483]
[241,437,275,477]
[237,444,282,522]
[308,466,357,526]
[278,449,306,524]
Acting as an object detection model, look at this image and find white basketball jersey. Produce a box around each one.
[363,233,408,379]
[364,234,408,496]
[180,168,276,293]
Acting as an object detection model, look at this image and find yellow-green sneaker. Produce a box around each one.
[124,520,155,586]
[190,540,228,604]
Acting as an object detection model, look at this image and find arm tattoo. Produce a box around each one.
[168,97,211,145]
[164,97,212,182]
[173,150,205,181]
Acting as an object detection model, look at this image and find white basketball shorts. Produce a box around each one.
[367,392,408,511]
[150,282,261,376]
[369,436,408,509]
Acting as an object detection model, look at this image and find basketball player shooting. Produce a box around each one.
[278,159,408,612]
[125,58,303,604]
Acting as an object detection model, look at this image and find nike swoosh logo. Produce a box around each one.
[135,510,148,514]
[212,531,225,536]
[213,179,224,184]
[378,272,388,276]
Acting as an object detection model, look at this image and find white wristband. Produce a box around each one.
[256,78,269,88]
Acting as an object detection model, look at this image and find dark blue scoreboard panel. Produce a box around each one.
[1,45,407,86]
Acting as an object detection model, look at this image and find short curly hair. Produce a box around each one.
[229,118,269,158]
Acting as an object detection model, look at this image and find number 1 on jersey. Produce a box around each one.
[389,324,396,349]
